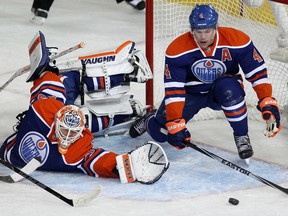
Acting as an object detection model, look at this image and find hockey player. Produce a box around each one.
[129,4,281,160]
[0,101,168,184]
[31,0,145,25]
[0,35,168,183]
[30,0,54,25]
[116,0,146,10]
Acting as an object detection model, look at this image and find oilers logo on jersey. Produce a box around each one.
[19,131,49,165]
[191,58,226,84]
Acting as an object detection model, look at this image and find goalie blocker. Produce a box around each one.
[116,141,169,184]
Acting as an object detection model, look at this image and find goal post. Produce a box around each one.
[145,0,288,127]
[146,0,154,107]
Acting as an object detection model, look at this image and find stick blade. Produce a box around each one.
[72,185,102,207]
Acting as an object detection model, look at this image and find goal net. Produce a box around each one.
[146,0,288,127]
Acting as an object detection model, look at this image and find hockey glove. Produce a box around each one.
[257,96,281,137]
[165,118,191,149]
[116,141,169,184]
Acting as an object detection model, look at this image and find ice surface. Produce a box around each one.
[0,0,288,215]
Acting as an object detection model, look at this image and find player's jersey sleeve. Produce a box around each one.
[219,27,272,100]
[164,32,197,121]
[237,40,272,100]
[30,72,66,104]
[63,129,119,178]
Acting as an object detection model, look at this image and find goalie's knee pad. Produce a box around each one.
[213,76,245,106]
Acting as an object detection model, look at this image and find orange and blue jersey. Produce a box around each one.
[164,27,271,121]
[0,72,119,179]
[30,72,66,105]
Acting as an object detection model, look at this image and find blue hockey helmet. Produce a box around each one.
[189,4,218,30]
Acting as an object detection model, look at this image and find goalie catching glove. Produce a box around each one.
[257,96,281,137]
[116,141,169,184]
[165,118,191,149]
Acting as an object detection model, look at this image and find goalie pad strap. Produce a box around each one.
[116,154,136,183]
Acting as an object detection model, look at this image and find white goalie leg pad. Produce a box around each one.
[85,94,134,116]
[86,84,131,99]
[57,41,136,76]
[85,59,134,77]
[117,141,170,184]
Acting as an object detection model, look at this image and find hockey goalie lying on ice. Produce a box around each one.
[0,31,169,184]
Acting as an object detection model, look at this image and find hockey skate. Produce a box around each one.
[125,0,146,10]
[129,110,156,138]
[234,134,254,160]
[31,8,48,25]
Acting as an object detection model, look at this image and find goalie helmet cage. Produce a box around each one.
[145,0,288,127]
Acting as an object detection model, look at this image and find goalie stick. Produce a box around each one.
[0,42,85,93]
[0,157,41,183]
[185,141,288,195]
[0,158,101,207]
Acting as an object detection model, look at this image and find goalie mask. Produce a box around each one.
[55,105,85,154]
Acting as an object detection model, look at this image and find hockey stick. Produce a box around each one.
[0,158,101,207]
[0,157,41,183]
[0,42,85,93]
[185,141,288,195]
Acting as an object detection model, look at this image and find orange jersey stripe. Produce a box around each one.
[30,84,66,102]
[78,40,133,60]
[224,106,247,117]
[31,72,64,93]
[247,71,268,83]
[29,36,41,55]
[165,89,186,96]
[99,77,105,89]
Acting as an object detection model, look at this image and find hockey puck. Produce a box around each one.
[228,198,239,205]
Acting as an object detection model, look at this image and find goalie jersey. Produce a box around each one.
[164,27,272,120]
[0,72,119,179]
